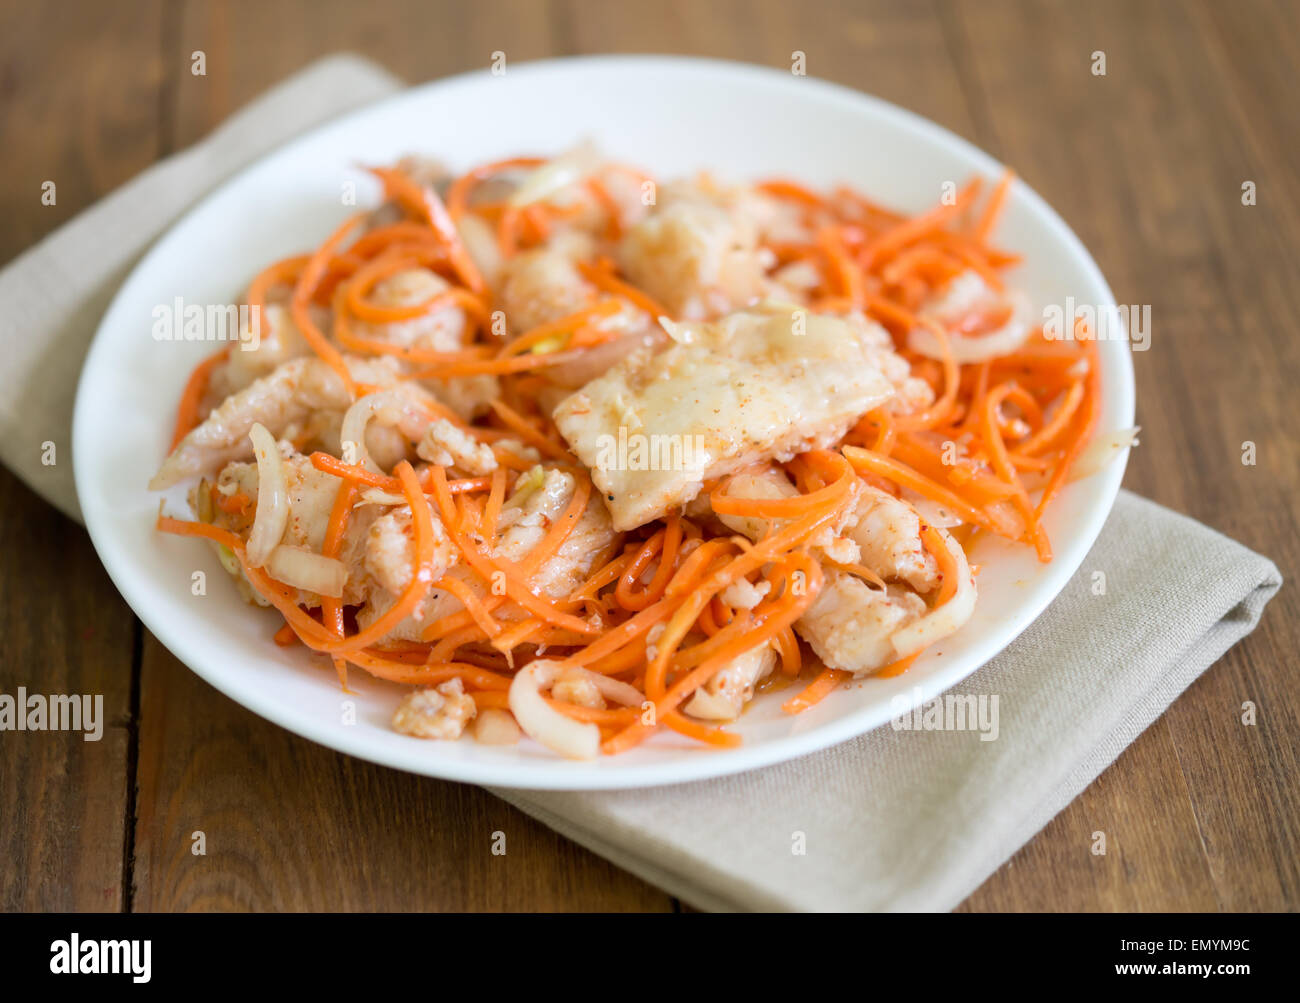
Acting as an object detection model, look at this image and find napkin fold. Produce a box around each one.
[0,55,1281,912]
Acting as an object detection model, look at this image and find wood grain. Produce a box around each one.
[131,645,672,911]
[946,0,1300,912]
[0,0,1295,912]
[0,0,165,911]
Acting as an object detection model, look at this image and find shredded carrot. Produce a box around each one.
[321,480,358,688]
[894,318,960,431]
[817,226,865,308]
[615,515,682,611]
[344,251,486,324]
[860,178,982,270]
[973,169,1015,244]
[154,152,1104,758]
[499,299,623,356]
[428,466,595,636]
[291,213,366,394]
[446,156,546,218]
[315,461,435,653]
[874,652,922,679]
[168,347,229,450]
[575,258,671,320]
[488,399,570,460]
[756,179,827,208]
[368,166,486,294]
[843,445,1002,535]
[711,449,852,519]
[782,667,849,715]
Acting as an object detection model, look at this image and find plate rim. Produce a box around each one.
[73,54,1135,790]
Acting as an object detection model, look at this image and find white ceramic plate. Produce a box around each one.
[74,56,1134,789]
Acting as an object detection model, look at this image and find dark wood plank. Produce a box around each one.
[560,0,976,136]
[0,1,166,262]
[0,0,165,910]
[132,643,672,911]
[946,0,1299,911]
[169,0,557,148]
[0,471,137,912]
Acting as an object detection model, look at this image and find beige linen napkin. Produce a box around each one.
[1,55,1282,912]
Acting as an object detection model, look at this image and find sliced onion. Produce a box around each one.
[195,478,215,523]
[359,488,408,507]
[684,688,740,721]
[507,140,600,209]
[560,666,643,707]
[909,290,1033,364]
[474,708,521,746]
[901,488,965,530]
[456,212,502,285]
[1068,426,1140,483]
[339,389,425,474]
[657,316,700,344]
[509,658,600,760]
[984,499,1025,539]
[264,545,347,598]
[246,422,289,567]
[888,526,977,659]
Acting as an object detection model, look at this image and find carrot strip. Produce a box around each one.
[981,383,1052,561]
[973,169,1014,244]
[167,348,229,450]
[499,299,623,355]
[427,466,596,636]
[321,479,358,687]
[488,399,570,460]
[874,652,922,679]
[291,213,366,394]
[842,445,1002,535]
[368,166,486,294]
[894,318,960,431]
[860,178,981,270]
[575,259,670,319]
[446,156,546,218]
[782,668,849,714]
[711,450,852,519]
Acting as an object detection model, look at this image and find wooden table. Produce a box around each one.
[2,0,1296,912]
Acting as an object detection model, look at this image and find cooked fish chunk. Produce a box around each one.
[493,467,618,599]
[355,465,617,642]
[363,498,458,598]
[416,417,498,475]
[617,181,772,319]
[715,466,972,675]
[206,452,381,608]
[684,643,779,721]
[842,485,939,594]
[212,303,313,397]
[797,574,928,674]
[151,354,406,489]
[351,267,469,350]
[392,678,476,740]
[553,305,897,531]
[352,265,496,421]
[498,233,595,335]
